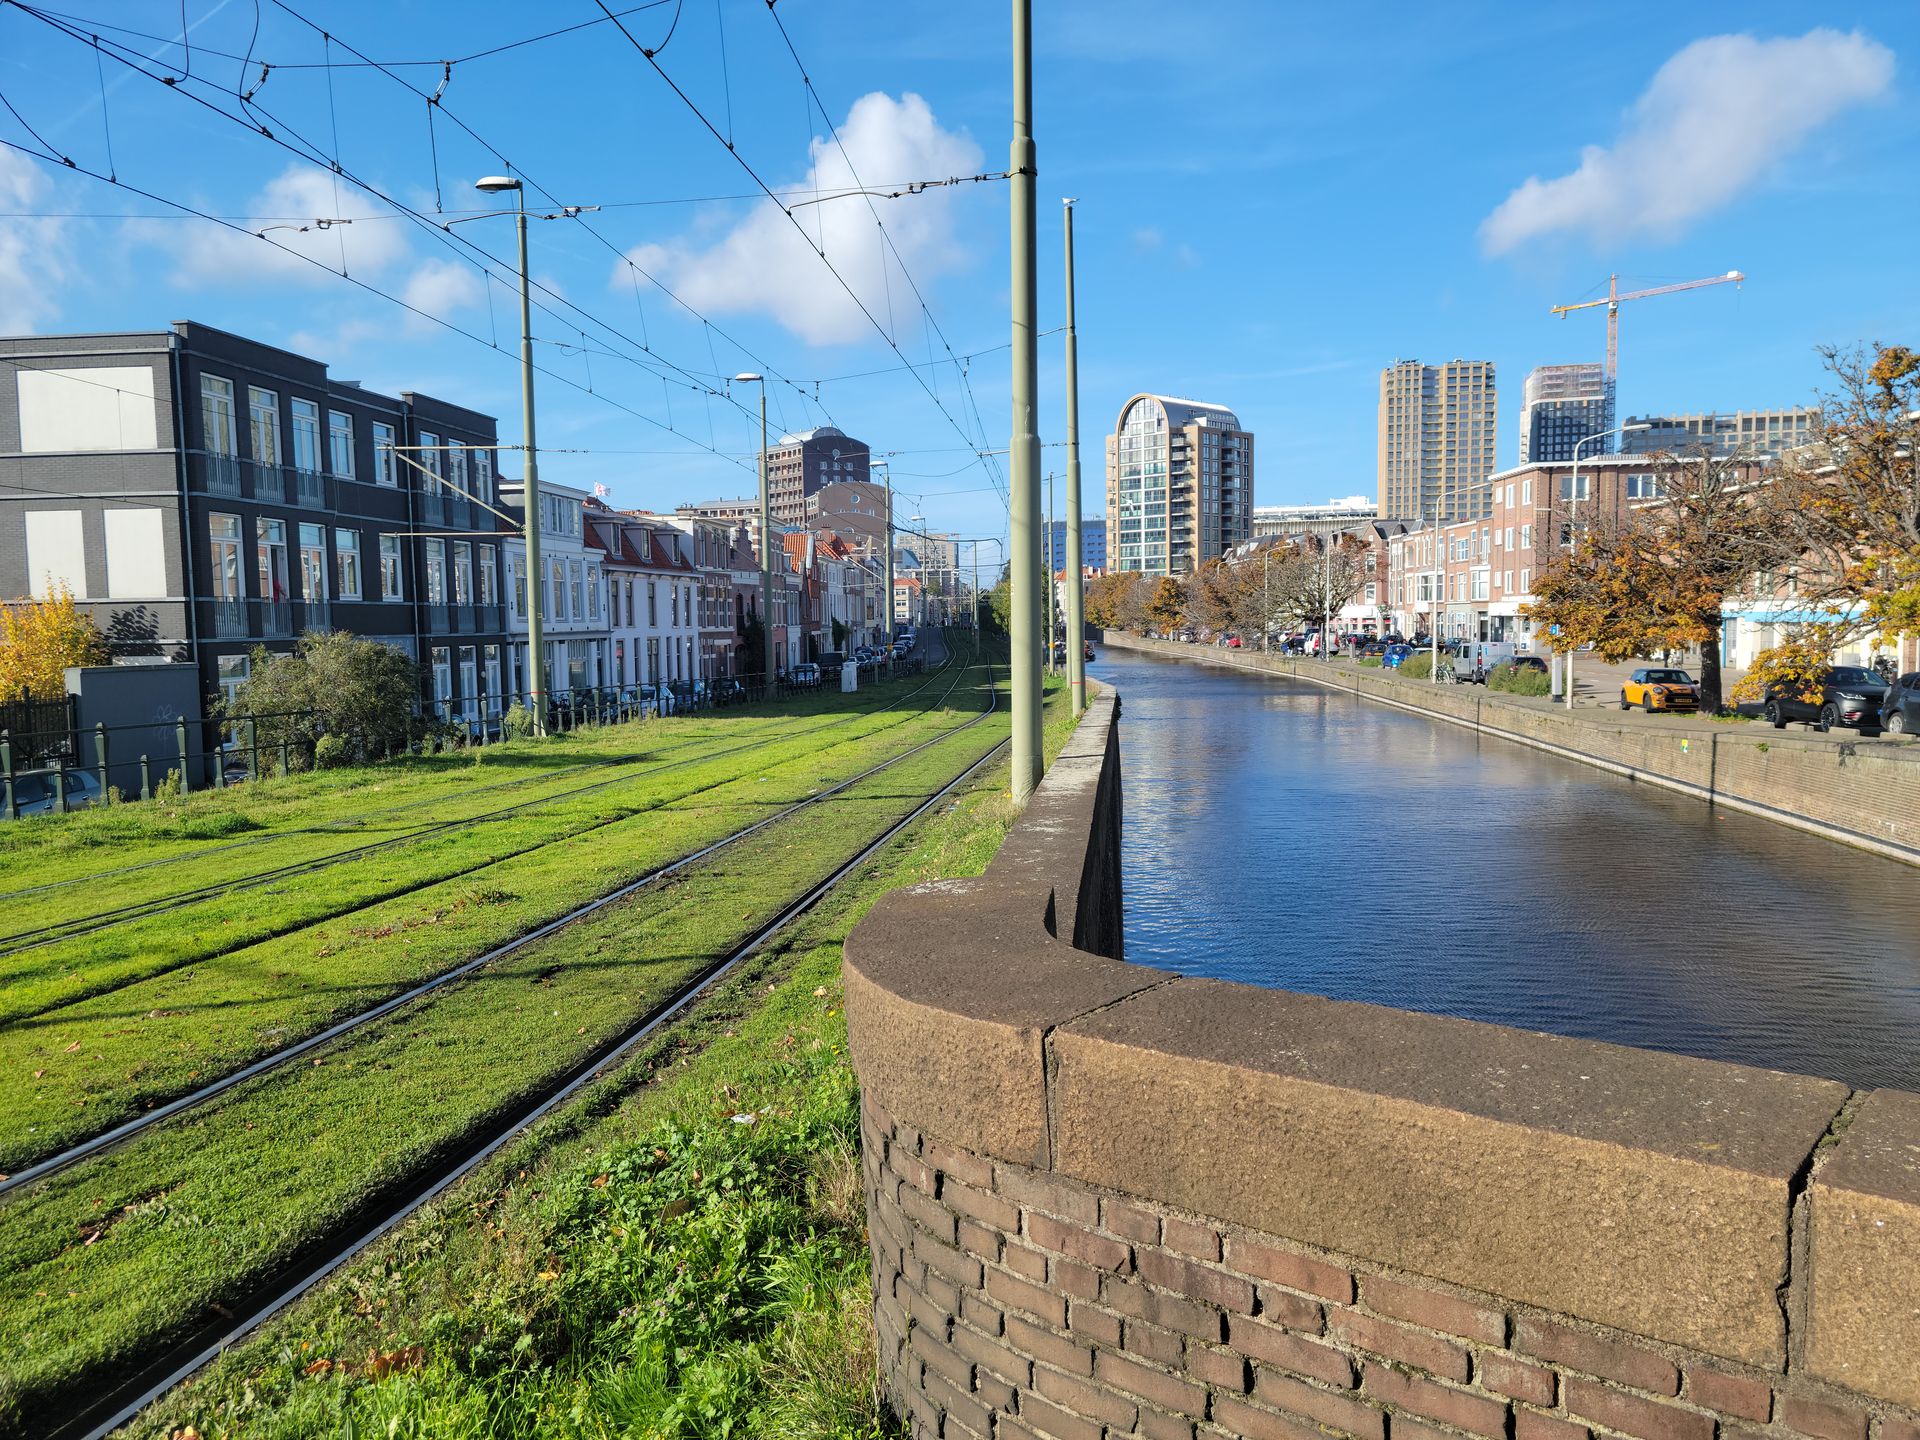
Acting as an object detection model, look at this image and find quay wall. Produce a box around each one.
[844,686,1920,1440]
[1098,631,1920,869]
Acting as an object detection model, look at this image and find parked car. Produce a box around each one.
[1878,672,1920,735]
[1450,640,1518,683]
[1506,655,1549,676]
[1381,643,1415,669]
[790,662,822,689]
[1764,665,1890,733]
[1620,667,1700,713]
[8,765,102,816]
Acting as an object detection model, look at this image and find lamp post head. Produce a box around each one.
[732,371,764,384]
[475,175,522,193]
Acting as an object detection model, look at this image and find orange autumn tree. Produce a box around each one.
[1525,450,1778,712]
[0,584,111,701]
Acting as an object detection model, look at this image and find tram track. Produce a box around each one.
[20,664,1007,1440]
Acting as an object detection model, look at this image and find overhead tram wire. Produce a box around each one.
[260,0,836,436]
[592,0,1012,508]
[10,8,768,431]
[0,135,757,478]
[763,2,1009,501]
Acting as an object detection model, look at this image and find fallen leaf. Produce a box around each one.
[590,1174,609,1189]
[303,1358,334,1377]
[660,1197,691,1220]
[535,1270,560,1283]
[64,1040,82,1053]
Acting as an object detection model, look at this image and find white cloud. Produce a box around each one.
[0,148,67,332]
[401,258,484,334]
[614,92,981,346]
[1132,226,1163,252]
[1480,28,1893,255]
[133,163,411,286]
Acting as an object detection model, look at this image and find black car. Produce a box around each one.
[1881,672,1920,736]
[1764,665,1890,733]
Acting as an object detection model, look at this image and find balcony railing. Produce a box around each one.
[209,599,247,638]
[420,493,444,527]
[195,453,243,497]
[247,461,286,504]
[255,600,292,637]
[295,469,327,507]
[297,600,331,633]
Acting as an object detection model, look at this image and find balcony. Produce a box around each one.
[297,600,331,633]
[247,461,286,504]
[194,452,243,497]
[208,599,247,639]
[420,492,444,527]
[294,469,327,507]
[424,603,450,636]
[255,600,292,637]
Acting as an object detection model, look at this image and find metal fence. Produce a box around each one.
[1,648,928,820]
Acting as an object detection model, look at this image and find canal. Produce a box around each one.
[1093,647,1920,1091]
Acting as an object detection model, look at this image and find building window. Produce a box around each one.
[336,529,362,600]
[1521,478,1533,505]
[431,646,452,712]
[298,522,327,601]
[449,440,468,502]
[209,512,242,599]
[485,644,502,715]
[570,559,583,618]
[329,410,355,479]
[1519,524,1532,549]
[202,375,237,455]
[424,539,448,604]
[452,540,473,605]
[418,431,442,492]
[257,518,289,602]
[551,559,566,620]
[218,653,250,706]
[474,446,493,506]
[507,555,522,619]
[291,398,322,473]
[478,544,497,606]
[380,534,404,600]
[649,580,658,626]
[249,386,280,465]
[585,564,600,620]
[372,421,396,486]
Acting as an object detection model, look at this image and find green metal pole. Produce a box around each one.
[881,464,894,647]
[1063,198,1087,716]
[516,188,548,738]
[1047,472,1057,677]
[758,382,775,686]
[1008,0,1043,801]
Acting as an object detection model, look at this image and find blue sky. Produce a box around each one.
[2,1,1916,549]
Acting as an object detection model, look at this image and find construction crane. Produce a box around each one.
[1550,270,1745,394]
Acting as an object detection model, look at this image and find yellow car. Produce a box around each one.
[1620,667,1700,713]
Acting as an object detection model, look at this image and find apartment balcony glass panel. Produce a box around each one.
[420,493,444,526]
[425,602,451,635]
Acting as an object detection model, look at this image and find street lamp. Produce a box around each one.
[1562,421,1652,709]
[734,372,776,686]
[472,175,547,735]
[873,458,894,649]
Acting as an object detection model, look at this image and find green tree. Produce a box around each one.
[221,630,421,767]
[1145,576,1185,633]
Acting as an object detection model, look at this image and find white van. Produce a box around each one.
[1454,640,1518,682]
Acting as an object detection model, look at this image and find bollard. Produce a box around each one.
[280,736,291,777]
[140,753,152,801]
[53,759,67,814]
[95,722,110,801]
[214,743,227,788]
[247,717,259,780]
[1,774,11,822]
[0,731,11,820]
[176,717,192,795]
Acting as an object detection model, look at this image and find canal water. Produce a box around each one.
[1092,648,1920,1091]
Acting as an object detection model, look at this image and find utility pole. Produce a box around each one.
[1046,472,1057,676]
[878,460,894,647]
[1062,198,1086,715]
[1008,0,1043,800]
[734,373,775,686]
[475,176,546,735]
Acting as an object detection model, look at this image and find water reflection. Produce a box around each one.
[1096,649,1920,1091]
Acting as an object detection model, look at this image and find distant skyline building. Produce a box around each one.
[1377,359,1497,522]
[1105,394,1252,576]
[1043,517,1106,574]
[762,425,870,527]
[1620,407,1821,462]
[1519,363,1613,465]
[1253,497,1377,537]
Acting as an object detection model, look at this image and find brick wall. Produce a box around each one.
[844,682,1920,1439]
[1098,633,1920,867]
[864,1090,1912,1440]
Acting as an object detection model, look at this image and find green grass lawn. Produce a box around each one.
[0,666,994,1173]
[0,670,1025,1431]
[106,674,1078,1440]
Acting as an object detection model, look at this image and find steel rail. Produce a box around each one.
[47,667,1004,1440]
[0,641,983,1197]
[0,646,957,952]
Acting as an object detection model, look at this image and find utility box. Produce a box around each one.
[841,660,859,693]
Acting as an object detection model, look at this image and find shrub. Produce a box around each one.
[501,701,535,740]
[1399,652,1435,679]
[313,733,353,770]
[1358,656,1382,667]
[220,631,419,766]
[1487,661,1552,696]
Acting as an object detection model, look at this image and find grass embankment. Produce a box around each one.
[110,676,1076,1440]
[0,667,949,1016]
[1,667,985,1173]
[0,671,935,894]
[0,669,1026,1430]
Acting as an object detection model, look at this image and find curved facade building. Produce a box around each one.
[1103,393,1252,576]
